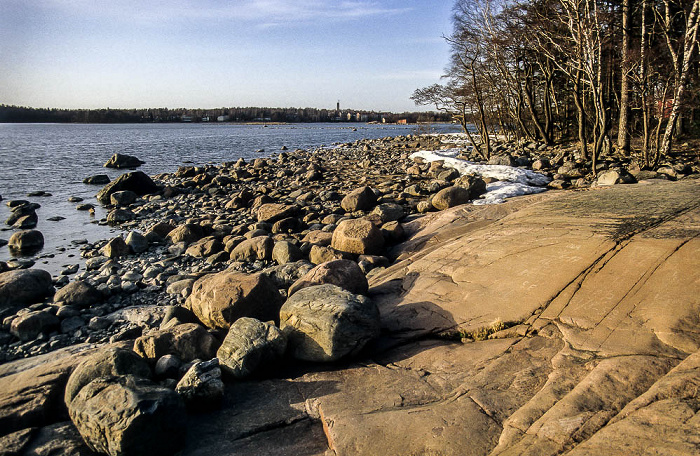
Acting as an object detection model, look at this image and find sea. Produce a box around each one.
[0,122,461,274]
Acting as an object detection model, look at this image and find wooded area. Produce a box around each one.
[0,105,451,125]
[413,0,700,172]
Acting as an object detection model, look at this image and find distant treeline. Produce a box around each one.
[0,104,452,124]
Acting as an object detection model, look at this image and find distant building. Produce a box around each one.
[202,116,210,122]
[217,115,230,122]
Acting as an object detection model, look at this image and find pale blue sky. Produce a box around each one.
[0,1,454,112]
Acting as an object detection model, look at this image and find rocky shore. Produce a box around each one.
[0,133,698,455]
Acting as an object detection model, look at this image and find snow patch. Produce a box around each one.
[409,149,551,205]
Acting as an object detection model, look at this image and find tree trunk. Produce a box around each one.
[617,0,631,154]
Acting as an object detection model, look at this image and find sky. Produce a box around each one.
[0,0,455,112]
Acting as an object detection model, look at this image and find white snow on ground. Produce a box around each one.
[409,149,551,205]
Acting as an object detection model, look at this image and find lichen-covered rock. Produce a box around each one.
[64,346,152,405]
[280,284,380,362]
[331,218,384,255]
[68,375,186,456]
[217,317,287,378]
[288,259,368,296]
[186,271,284,329]
[272,240,304,265]
[133,323,218,362]
[0,269,53,308]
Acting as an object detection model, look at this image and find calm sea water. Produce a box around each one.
[0,122,460,274]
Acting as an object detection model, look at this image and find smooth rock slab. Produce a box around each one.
[68,375,186,456]
[280,284,380,362]
[217,317,287,378]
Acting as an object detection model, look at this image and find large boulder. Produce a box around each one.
[217,317,287,378]
[133,323,218,363]
[0,269,53,308]
[64,346,152,405]
[8,229,44,253]
[186,271,284,330]
[68,375,186,456]
[280,284,380,362]
[331,219,384,255]
[431,186,471,211]
[341,186,377,212]
[96,171,160,205]
[230,236,274,262]
[54,280,102,307]
[104,153,144,169]
[83,174,110,185]
[288,259,368,296]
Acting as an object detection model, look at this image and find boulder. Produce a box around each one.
[256,203,299,223]
[54,280,102,307]
[7,229,44,252]
[272,240,304,265]
[185,236,223,258]
[64,346,152,405]
[288,259,368,296]
[431,186,471,210]
[101,237,130,258]
[230,236,273,262]
[331,218,384,255]
[166,223,204,245]
[175,358,224,412]
[96,171,159,205]
[103,153,144,169]
[110,190,138,206]
[83,174,110,185]
[186,271,284,330]
[125,231,149,254]
[12,213,38,229]
[341,186,377,212]
[454,174,487,199]
[309,245,350,265]
[106,208,135,224]
[133,323,218,363]
[217,317,287,379]
[0,269,53,308]
[371,203,405,223]
[263,260,315,289]
[280,284,380,362]
[68,375,186,456]
[10,310,60,342]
